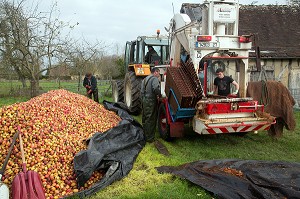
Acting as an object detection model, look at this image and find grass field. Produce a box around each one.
[89,111,299,199]
[0,91,299,199]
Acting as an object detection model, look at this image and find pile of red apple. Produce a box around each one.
[0,89,121,198]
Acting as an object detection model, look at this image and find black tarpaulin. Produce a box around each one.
[157,159,300,199]
[67,101,145,198]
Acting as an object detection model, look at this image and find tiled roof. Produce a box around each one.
[239,5,300,58]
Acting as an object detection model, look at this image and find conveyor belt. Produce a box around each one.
[165,60,203,113]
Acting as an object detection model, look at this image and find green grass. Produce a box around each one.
[1,92,299,199]
[0,80,23,96]
[0,96,30,107]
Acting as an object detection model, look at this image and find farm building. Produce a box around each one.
[239,5,300,107]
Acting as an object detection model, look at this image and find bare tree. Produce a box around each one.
[62,38,106,90]
[0,0,75,97]
[0,0,28,87]
[287,0,300,5]
[98,54,124,79]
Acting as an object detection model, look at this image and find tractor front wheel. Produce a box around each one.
[124,71,142,115]
[112,80,124,103]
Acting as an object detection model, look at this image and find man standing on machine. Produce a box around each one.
[213,68,239,96]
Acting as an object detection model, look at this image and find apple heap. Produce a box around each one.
[0,89,122,199]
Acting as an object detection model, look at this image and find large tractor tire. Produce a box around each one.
[124,71,142,115]
[112,80,124,103]
[157,103,171,141]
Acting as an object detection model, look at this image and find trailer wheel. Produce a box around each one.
[158,103,171,141]
[124,71,142,115]
[112,80,124,103]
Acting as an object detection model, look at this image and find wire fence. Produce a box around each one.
[0,79,112,99]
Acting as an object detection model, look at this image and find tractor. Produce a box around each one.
[112,31,169,115]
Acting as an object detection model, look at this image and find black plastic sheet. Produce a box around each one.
[67,101,145,198]
[157,159,300,199]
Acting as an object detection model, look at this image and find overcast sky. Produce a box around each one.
[24,0,287,54]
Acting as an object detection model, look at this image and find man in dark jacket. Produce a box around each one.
[140,68,161,142]
[145,46,158,64]
[83,73,99,103]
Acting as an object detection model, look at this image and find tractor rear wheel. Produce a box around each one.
[158,103,171,141]
[124,71,142,115]
[112,80,124,103]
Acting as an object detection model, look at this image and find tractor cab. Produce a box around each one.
[124,35,170,71]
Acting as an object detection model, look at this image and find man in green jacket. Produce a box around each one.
[141,68,161,142]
